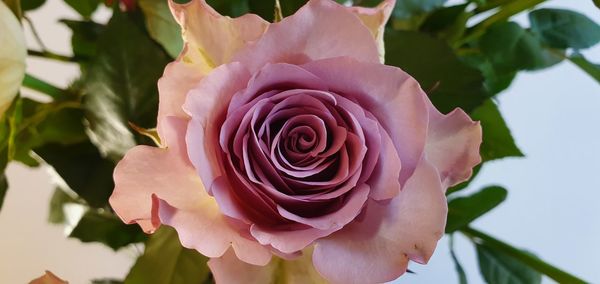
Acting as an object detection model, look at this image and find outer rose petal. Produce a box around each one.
[313,159,447,284]
[0,1,26,116]
[156,59,203,139]
[426,104,482,188]
[169,0,268,73]
[209,248,327,284]
[110,116,270,265]
[233,0,380,72]
[29,271,67,284]
[347,0,395,63]
[183,62,252,194]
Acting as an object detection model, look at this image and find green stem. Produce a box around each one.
[22,74,68,99]
[27,49,79,63]
[461,227,588,284]
[459,0,546,46]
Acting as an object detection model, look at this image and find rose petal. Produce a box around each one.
[313,158,447,284]
[0,1,26,116]
[302,57,429,186]
[168,0,268,72]
[209,248,327,284]
[110,116,270,264]
[426,104,483,188]
[184,62,252,194]
[347,0,395,62]
[233,0,380,72]
[156,59,202,139]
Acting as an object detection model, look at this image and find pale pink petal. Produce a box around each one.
[347,0,395,62]
[156,58,202,139]
[183,62,252,194]
[169,0,268,72]
[302,57,429,186]
[249,184,370,253]
[209,248,327,284]
[233,0,380,72]
[367,124,402,200]
[110,116,270,264]
[426,104,482,188]
[313,158,447,284]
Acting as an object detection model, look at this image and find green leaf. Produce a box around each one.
[0,173,7,212]
[570,53,600,84]
[82,11,170,160]
[471,99,523,161]
[2,0,21,18]
[479,22,562,72]
[446,186,507,233]
[385,30,489,113]
[464,227,588,284]
[21,0,45,11]
[70,211,146,250]
[476,244,542,284]
[393,0,447,20]
[449,236,468,284]
[64,0,101,18]
[420,4,470,43]
[595,0,600,9]
[35,141,115,208]
[47,187,79,224]
[92,279,123,284]
[138,0,183,58]
[529,8,600,50]
[124,227,211,284]
[60,20,105,60]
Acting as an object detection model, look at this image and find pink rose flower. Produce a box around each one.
[110,0,482,283]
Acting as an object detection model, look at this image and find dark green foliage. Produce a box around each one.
[82,11,170,160]
[385,30,489,113]
[35,141,115,208]
[446,186,507,233]
[21,0,44,11]
[476,244,542,284]
[529,8,600,50]
[124,227,212,284]
[471,99,524,161]
[70,211,147,251]
[64,0,101,18]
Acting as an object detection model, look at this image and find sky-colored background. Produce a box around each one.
[0,0,599,283]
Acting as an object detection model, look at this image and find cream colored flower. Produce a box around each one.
[0,1,26,116]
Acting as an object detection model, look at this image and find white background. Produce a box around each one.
[0,1,598,283]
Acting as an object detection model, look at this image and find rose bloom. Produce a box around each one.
[0,0,26,117]
[110,0,482,283]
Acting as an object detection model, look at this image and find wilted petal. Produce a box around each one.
[209,248,327,284]
[233,0,380,72]
[0,1,26,116]
[426,104,482,188]
[313,159,447,284]
[169,0,268,73]
[347,0,395,62]
[110,116,270,264]
[29,271,67,284]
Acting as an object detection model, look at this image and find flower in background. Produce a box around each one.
[110,0,482,283]
[0,0,26,117]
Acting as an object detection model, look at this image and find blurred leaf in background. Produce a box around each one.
[125,226,212,284]
[82,10,170,160]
